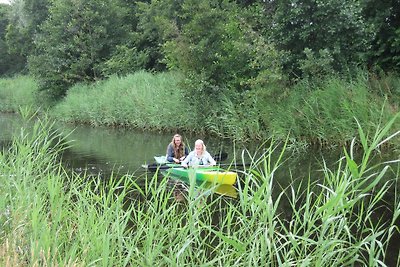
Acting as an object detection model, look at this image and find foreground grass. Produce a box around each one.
[0,115,399,266]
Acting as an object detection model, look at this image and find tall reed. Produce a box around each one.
[0,76,39,113]
[0,112,399,266]
[52,71,198,132]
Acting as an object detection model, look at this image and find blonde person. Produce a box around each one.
[166,134,189,163]
[181,139,216,167]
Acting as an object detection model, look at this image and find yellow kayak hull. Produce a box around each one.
[168,167,237,185]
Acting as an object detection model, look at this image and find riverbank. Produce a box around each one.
[0,71,399,149]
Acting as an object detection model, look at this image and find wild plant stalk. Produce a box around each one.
[264,72,399,149]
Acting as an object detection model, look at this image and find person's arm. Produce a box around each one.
[166,144,175,162]
[205,151,216,166]
[180,146,189,161]
[181,152,192,167]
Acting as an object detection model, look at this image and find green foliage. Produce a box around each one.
[0,3,26,76]
[165,0,280,90]
[368,71,400,110]
[1,115,399,265]
[6,0,50,56]
[272,0,371,78]
[362,0,400,72]
[299,48,334,81]
[101,44,150,77]
[261,73,399,147]
[28,0,130,99]
[205,92,265,141]
[133,0,185,72]
[163,0,283,120]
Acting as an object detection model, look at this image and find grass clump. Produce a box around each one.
[0,76,39,113]
[203,71,399,148]
[52,71,198,132]
[263,73,399,148]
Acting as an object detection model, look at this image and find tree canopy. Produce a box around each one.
[1,0,399,99]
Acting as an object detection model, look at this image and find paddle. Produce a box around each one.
[213,151,228,162]
[142,151,228,171]
[144,162,252,171]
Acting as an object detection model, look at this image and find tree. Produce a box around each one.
[0,3,25,75]
[163,0,282,94]
[28,0,130,99]
[5,0,50,64]
[272,0,371,79]
[129,0,185,72]
[363,0,400,72]
[160,0,283,130]
[101,0,150,76]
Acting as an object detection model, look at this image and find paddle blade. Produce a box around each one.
[213,151,228,161]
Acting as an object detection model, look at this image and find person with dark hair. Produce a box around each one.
[166,134,189,163]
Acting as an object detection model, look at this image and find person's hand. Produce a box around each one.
[179,156,186,161]
[181,163,188,168]
[173,158,180,163]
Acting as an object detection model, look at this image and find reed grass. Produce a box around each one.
[0,111,399,265]
[52,71,199,132]
[0,76,39,113]
[257,72,399,149]
[203,70,400,149]
[1,71,399,148]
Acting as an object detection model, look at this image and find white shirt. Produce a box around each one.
[181,150,216,167]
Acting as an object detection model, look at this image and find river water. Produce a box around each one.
[0,113,330,176]
[0,112,397,190]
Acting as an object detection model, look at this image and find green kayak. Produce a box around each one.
[151,155,237,185]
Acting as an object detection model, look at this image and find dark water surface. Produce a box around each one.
[1,113,399,265]
[0,113,347,175]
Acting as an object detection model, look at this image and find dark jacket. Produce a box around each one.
[166,143,189,162]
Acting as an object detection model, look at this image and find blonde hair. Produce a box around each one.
[195,139,206,153]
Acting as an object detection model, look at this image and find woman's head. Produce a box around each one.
[194,139,206,155]
[172,134,183,147]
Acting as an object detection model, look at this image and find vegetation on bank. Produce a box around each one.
[52,71,199,132]
[0,112,399,266]
[1,72,399,148]
[0,75,39,112]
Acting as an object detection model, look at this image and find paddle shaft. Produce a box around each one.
[144,162,251,171]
